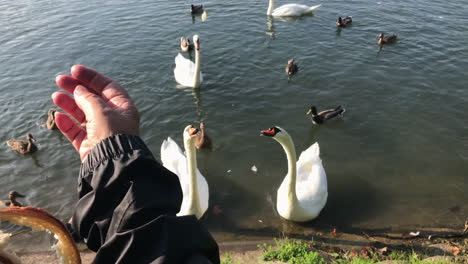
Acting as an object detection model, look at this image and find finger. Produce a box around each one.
[73,85,106,118]
[70,65,113,95]
[52,92,86,124]
[55,112,86,153]
[55,75,81,94]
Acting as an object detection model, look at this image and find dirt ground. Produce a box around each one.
[13,226,468,263]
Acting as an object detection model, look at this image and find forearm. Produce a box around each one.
[71,134,219,264]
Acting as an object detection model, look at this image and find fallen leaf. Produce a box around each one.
[331,228,337,237]
[449,246,461,256]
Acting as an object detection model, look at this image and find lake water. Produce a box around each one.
[0,0,467,250]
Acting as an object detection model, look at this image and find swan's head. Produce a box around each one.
[193,35,200,50]
[306,106,318,116]
[260,126,292,145]
[183,125,201,143]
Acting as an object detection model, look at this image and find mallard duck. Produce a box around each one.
[180,37,193,52]
[195,122,212,149]
[306,106,345,125]
[336,16,352,27]
[285,59,298,76]
[190,4,204,14]
[6,134,37,154]
[378,33,397,45]
[0,191,25,207]
[46,108,57,130]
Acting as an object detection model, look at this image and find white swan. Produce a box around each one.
[267,0,321,17]
[161,125,209,219]
[174,35,203,88]
[261,126,327,222]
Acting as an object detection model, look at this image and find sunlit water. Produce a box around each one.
[0,0,467,250]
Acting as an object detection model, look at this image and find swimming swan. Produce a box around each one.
[161,125,209,219]
[261,126,327,222]
[174,35,203,88]
[267,0,321,17]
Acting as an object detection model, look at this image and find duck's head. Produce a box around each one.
[378,33,384,39]
[193,35,200,50]
[306,106,318,116]
[26,134,35,142]
[337,17,342,25]
[287,59,295,65]
[9,191,25,200]
[183,125,201,143]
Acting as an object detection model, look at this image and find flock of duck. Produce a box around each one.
[5,1,399,224]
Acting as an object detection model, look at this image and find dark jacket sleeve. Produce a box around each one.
[70,134,219,264]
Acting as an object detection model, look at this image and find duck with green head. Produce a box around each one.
[306,106,345,125]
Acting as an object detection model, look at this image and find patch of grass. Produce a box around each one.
[259,239,326,264]
[221,252,240,264]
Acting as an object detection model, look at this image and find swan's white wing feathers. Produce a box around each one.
[174,53,195,87]
[160,137,187,177]
[272,4,320,17]
[296,142,328,215]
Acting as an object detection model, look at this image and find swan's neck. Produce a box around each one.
[267,0,274,15]
[277,135,298,205]
[184,137,201,215]
[194,48,201,88]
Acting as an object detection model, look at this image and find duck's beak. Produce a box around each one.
[306,109,312,115]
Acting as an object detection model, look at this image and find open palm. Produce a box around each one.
[52,65,140,161]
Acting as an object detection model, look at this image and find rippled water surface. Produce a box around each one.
[0,0,467,249]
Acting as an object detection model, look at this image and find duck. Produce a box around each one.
[174,35,203,88]
[260,126,327,222]
[378,33,397,45]
[195,122,212,149]
[0,191,25,207]
[267,0,321,17]
[160,125,209,219]
[6,134,37,154]
[190,4,204,15]
[285,59,298,76]
[306,105,345,125]
[46,108,57,130]
[180,37,193,52]
[336,16,352,27]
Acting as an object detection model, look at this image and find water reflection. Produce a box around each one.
[191,87,206,122]
[266,16,275,39]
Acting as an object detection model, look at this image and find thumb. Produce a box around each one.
[74,85,106,118]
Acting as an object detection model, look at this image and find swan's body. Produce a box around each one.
[306,105,345,125]
[267,0,321,17]
[161,125,209,219]
[46,108,57,130]
[261,126,327,222]
[378,33,397,45]
[174,35,203,88]
[6,134,37,154]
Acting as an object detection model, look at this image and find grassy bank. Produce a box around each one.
[220,237,467,264]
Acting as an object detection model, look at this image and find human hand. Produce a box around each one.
[52,65,140,161]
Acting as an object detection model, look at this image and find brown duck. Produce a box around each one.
[306,106,346,125]
[195,122,212,149]
[46,108,57,130]
[378,33,397,45]
[0,191,25,207]
[6,134,37,154]
[336,16,352,27]
[285,59,298,76]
